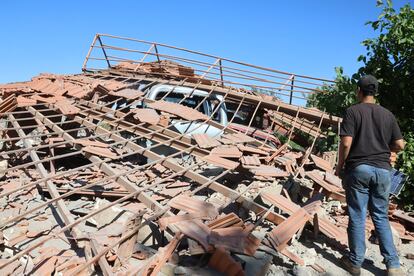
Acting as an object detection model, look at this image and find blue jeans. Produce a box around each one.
[344,164,400,268]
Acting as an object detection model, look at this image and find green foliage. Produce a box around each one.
[306,67,357,117]
[313,128,340,153]
[359,1,414,133]
[359,1,414,208]
[307,1,414,208]
[396,133,414,210]
[274,132,304,152]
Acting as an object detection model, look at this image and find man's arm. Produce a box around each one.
[335,136,353,176]
[390,139,405,152]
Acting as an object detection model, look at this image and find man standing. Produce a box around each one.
[335,75,405,276]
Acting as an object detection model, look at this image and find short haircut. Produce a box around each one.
[357,75,378,96]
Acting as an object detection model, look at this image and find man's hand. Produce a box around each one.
[334,166,344,179]
[390,151,397,167]
[336,136,353,179]
[334,167,341,177]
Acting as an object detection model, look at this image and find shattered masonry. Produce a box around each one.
[0,34,413,275]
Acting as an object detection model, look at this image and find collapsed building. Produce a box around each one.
[0,34,413,275]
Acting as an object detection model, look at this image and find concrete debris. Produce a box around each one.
[0,35,413,276]
[0,160,7,179]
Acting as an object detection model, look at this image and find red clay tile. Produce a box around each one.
[222,132,255,144]
[280,248,305,266]
[211,145,242,158]
[172,219,211,250]
[148,100,208,121]
[140,233,183,276]
[317,216,348,246]
[109,88,144,100]
[265,143,289,163]
[55,100,80,115]
[131,108,160,125]
[158,213,202,231]
[192,133,221,149]
[168,195,219,219]
[207,213,243,229]
[203,154,239,170]
[209,227,260,256]
[16,96,36,107]
[311,154,334,172]
[32,255,58,276]
[166,180,190,189]
[241,155,261,167]
[82,146,116,159]
[208,247,244,276]
[0,94,17,114]
[325,172,342,187]
[237,144,269,155]
[267,208,311,251]
[392,210,414,227]
[306,170,345,201]
[74,139,109,148]
[250,165,289,177]
[261,192,299,214]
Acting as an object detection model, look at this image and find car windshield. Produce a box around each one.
[155,92,222,122]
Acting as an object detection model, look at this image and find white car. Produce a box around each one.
[145,84,228,137]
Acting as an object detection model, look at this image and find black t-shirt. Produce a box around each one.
[340,103,403,170]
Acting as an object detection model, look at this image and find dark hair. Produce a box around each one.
[360,85,376,96]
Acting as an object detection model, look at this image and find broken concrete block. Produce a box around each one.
[0,160,7,178]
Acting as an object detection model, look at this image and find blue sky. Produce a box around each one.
[0,0,412,84]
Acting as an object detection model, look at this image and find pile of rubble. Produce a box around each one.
[0,58,414,276]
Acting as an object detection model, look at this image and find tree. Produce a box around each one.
[308,0,414,209]
[306,67,357,117]
[359,0,414,133]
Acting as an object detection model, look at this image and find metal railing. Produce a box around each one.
[82,33,335,106]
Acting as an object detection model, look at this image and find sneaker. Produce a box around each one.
[340,256,361,275]
[387,267,405,276]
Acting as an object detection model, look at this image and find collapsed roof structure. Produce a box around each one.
[0,34,413,275]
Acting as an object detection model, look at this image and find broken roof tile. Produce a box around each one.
[324,172,342,187]
[16,96,36,107]
[148,100,208,121]
[392,210,414,227]
[237,144,268,155]
[158,213,202,231]
[241,155,261,168]
[140,233,183,276]
[311,154,334,172]
[192,133,221,149]
[222,132,255,144]
[166,180,190,189]
[209,227,261,256]
[250,165,289,177]
[208,247,244,276]
[306,170,345,201]
[109,88,144,100]
[131,108,160,125]
[82,145,116,159]
[207,213,243,229]
[267,208,311,251]
[202,154,239,170]
[172,219,211,250]
[261,192,299,215]
[31,94,63,104]
[211,145,242,158]
[55,100,80,116]
[0,94,17,115]
[74,139,109,148]
[168,195,219,219]
[317,217,348,246]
